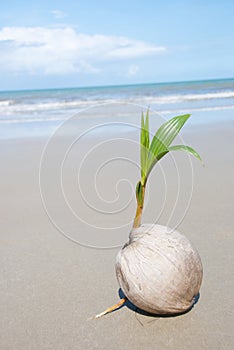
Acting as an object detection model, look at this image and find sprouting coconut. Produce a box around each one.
[95,112,203,318]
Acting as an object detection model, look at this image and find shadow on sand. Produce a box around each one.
[114,288,200,319]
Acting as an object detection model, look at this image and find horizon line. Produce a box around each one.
[0,76,233,94]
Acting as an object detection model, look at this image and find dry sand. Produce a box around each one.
[0,120,234,349]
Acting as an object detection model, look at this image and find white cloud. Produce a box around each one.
[0,26,166,75]
[51,10,67,19]
[128,64,139,76]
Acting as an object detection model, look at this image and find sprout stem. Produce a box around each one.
[133,184,145,228]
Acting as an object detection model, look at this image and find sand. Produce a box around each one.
[0,120,234,349]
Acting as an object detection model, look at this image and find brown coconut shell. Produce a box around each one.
[115,224,203,315]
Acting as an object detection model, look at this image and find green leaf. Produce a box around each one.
[140,111,150,183]
[149,114,191,157]
[146,114,191,180]
[168,145,203,164]
[145,149,169,182]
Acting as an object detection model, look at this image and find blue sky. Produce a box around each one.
[0,0,233,90]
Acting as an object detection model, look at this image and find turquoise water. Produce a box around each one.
[0,78,234,138]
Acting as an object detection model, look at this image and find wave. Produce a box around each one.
[0,89,234,118]
[1,104,234,124]
[0,100,94,114]
[0,100,14,107]
[159,104,234,115]
[0,115,67,124]
[141,91,234,104]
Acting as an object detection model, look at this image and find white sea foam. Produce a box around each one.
[0,100,13,107]
[159,104,234,115]
[1,90,234,116]
[0,116,67,124]
[0,100,92,114]
[140,91,234,104]
[0,104,234,125]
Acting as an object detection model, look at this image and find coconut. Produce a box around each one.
[115,224,203,315]
[94,112,204,319]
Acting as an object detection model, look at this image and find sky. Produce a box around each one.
[0,0,234,90]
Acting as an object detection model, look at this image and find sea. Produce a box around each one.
[0,78,234,139]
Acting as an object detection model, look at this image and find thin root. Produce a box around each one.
[94,297,127,319]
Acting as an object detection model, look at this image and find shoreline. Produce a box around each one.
[1,105,234,141]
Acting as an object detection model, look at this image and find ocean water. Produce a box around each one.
[0,78,234,139]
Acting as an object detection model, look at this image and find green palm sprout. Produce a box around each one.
[133,111,202,228]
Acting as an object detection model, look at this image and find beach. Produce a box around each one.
[1,82,234,349]
[1,122,234,349]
